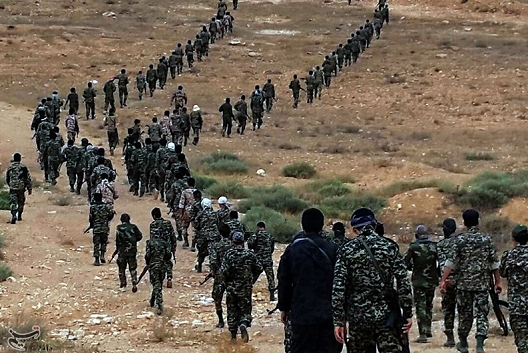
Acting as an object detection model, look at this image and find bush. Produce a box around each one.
[318,194,386,220]
[0,262,12,281]
[0,190,8,210]
[243,206,300,243]
[455,171,528,210]
[380,179,457,198]
[480,215,515,249]
[282,162,316,179]
[201,151,249,175]
[204,181,248,199]
[239,185,308,214]
[193,174,219,191]
[465,152,495,161]
[298,179,352,204]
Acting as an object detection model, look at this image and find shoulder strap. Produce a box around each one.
[358,237,389,286]
[294,236,332,265]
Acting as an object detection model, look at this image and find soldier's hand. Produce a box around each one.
[280,311,289,325]
[28,189,32,196]
[402,318,412,334]
[334,326,345,344]
[440,280,447,294]
[495,283,503,294]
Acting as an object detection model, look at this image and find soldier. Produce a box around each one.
[209,18,218,43]
[145,139,158,196]
[373,16,383,39]
[65,87,79,115]
[185,40,194,69]
[155,139,168,201]
[42,131,62,185]
[262,79,276,113]
[130,141,148,197]
[179,107,190,146]
[329,51,338,76]
[195,198,221,272]
[95,172,118,209]
[200,26,211,56]
[170,110,183,145]
[382,4,390,25]
[220,231,262,342]
[247,221,275,301]
[64,108,79,143]
[76,138,90,195]
[500,225,528,353]
[168,51,178,80]
[160,111,171,141]
[104,107,118,155]
[364,20,374,48]
[250,86,264,130]
[136,70,147,100]
[217,196,231,226]
[333,208,413,353]
[217,0,227,17]
[83,81,97,120]
[437,218,458,348]
[219,97,234,138]
[88,192,115,266]
[157,58,168,90]
[146,64,158,98]
[145,236,172,315]
[171,85,188,114]
[103,77,116,114]
[115,68,129,108]
[440,209,501,353]
[404,225,438,343]
[194,34,204,62]
[150,207,177,289]
[357,28,367,53]
[330,222,348,249]
[288,74,302,109]
[178,178,197,248]
[322,56,333,88]
[190,105,203,146]
[210,223,232,328]
[62,139,81,193]
[312,67,323,100]
[226,12,234,32]
[174,43,185,75]
[45,97,55,124]
[234,95,248,135]
[5,153,32,224]
[114,213,143,292]
[190,189,203,251]
[336,44,345,70]
[51,91,63,125]
[344,39,353,67]
[351,34,361,63]
[148,117,163,149]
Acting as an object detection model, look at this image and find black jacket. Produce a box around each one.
[278,231,338,325]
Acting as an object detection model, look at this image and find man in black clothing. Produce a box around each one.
[278,208,343,353]
[218,97,234,138]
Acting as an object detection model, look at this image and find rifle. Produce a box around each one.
[267,305,279,315]
[137,265,149,283]
[108,249,119,264]
[490,277,509,336]
[83,225,93,234]
[199,272,214,285]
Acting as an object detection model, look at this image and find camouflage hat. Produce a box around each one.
[232,231,244,243]
[512,224,528,239]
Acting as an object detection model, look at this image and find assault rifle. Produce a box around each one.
[490,277,509,336]
[137,265,149,283]
[199,272,214,286]
[267,305,279,315]
[107,249,119,264]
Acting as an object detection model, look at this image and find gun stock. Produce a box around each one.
[199,273,214,286]
[108,249,119,264]
[137,265,149,283]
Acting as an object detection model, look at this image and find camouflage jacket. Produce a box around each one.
[148,122,163,142]
[445,227,500,291]
[65,114,78,134]
[150,218,177,253]
[131,147,148,172]
[190,111,203,129]
[332,229,413,327]
[155,147,169,171]
[136,74,146,89]
[62,145,81,170]
[146,145,156,172]
[116,73,129,88]
[197,207,220,241]
[404,237,439,288]
[220,245,262,293]
[226,219,251,239]
[82,87,96,103]
[89,202,114,234]
[209,237,232,274]
[168,179,188,211]
[146,68,157,83]
[145,238,172,272]
[330,230,349,249]
[43,139,62,162]
[95,179,118,204]
[500,245,528,315]
[437,235,457,280]
[179,188,196,214]
[5,162,32,192]
[115,222,143,257]
[90,164,115,187]
[216,207,231,227]
[247,230,274,264]
[103,80,116,98]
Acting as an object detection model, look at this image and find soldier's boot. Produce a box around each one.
[177,231,183,242]
[444,331,456,348]
[17,211,22,222]
[156,306,163,315]
[132,280,138,293]
[100,252,106,264]
[119,279,126,292]
[195,262,203,273]
[240,324,249,343]
[456,337,469,353]
[153,189,159,200]
[182,236,189,249]
[191,238,197,252]
[149,293,155,308]
[123,97,127,107]
[216,310,225,328]
[476,336,485,353]
[230,331,237,342]
[93,257,101,266]
[70,184,75,192]
[269,290,276,302]
[10,211,17,224]
[167,279,173,288]
[416,334,428,343]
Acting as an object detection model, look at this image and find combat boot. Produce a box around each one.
[444,331,456,348]
[240,324,249,343]
[167,279,173,288]
[150,294,155,308]
[132,280,138,293]
[230,331,237,342]
[416,333,428,343]
[123,97,127,107]
[100,252,106,264]
[216,310,224,328]
[476,336,485,353]
[93,257,101,266]
[17,211,22,222]
[182,236,189,249]
[70,185,75,192]
[156,306,163,315]
[456,336,469,353]
[195,263,203,273]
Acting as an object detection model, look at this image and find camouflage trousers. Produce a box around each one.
[149,268,165,309]
[347,324,402,353]
[284,319,292,353]
[306,88,314,103]
[132,169,147,196]
[226,287,252,334]
[413,285,435,335]
[254,260,276,291]
[158,75,167,89]
[146,168,157,193]
[66,167,77,189]
[93,232,108,258]
[252,112,262,129]
[457,289,489,339]
[9,189,25,214]
[165,257,173,280]
[157,170,166,200]
[117,254,138,287]
[118,87,128,106]
[292,91,300,108]
[180,212,191,244]
[104,97,115,113]
[212,274,226,312]
[47,158,60,183]
[67,131,76,143]
[196,237,208,267]
[107,131,118,150]
[441,284,457,333]
[511,315,528,353]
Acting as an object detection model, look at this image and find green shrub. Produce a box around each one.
[465,152,495,161]
[455,171,528,210]
[239,185,308,214]
[0,190,8,211]
[380,179,457,198]
[0,262,12,281]
[193,174,219,191]
[204,181,248,199]
[282,162,316,179]
[243,206,300,243]
[298,179,352,204]
[480,215,515,249]
[319,194,386,219]
[201,151,249,175]
[335,175,357,184]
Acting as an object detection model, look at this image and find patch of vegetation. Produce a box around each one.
[298,179,352,204]
[204,181,248,199]
[201,151,250,175]
[278,142,300,150]
[455,171,528,210]
[481,215,515,250]
[0,190,9,210]
[244,206,300,243]
[335,175,357,184]
[282,162,316,179]
[193,174,219,191]
[239,185,308,214]
[380,179,457,198]
[318,194,386,220]
[0,262,13,281]
[465,152,495,161]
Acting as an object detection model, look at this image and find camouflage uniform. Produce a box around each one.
[106,114,118,153]
[288,78,301,109]
[115,222,143,287]
[150,218,177,280]
[89,202,114,260]
[145,145,157,194]
[313,69,323,99]
[130,146,148,196]
[76,145,89,194]
[116,72,129,107]
[445,227,500,340]
[404,237,439,337]
[5,161,32,221]
[83,85,96,119]
[146,68,158,97]
[157,61,168,89]
[62,145,81,191]
[103,80,116,113]
[168,178,188,238]
[437,235,457,337]
[216,206,231,228]
[136,72,147,100]
[219,245,262,335]
[145,238,172,311]
[65,114,79,142]
[225,219,251,239]
[305,73,316,103]
[210,237,232,315]
[190,110,203,145]
[332,228,413,353]
[500,245,528,353]
[250,91,264,129]
[247,230,275,292]
[190,198,203,249]
[196,206,221,269]
[155,146,169,201]
[178,187,196,246]
[42,138,62,184]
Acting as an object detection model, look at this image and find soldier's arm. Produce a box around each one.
[277,246,293,313]
[331,250,348,327]
[168,222,177,253]
[5,168,11,186]
[499,250,509,278]
[403,245,414,270]
[145,240,151,264]
[393,251,413,319]
[134,225,143,242]
[116,228,123,249]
